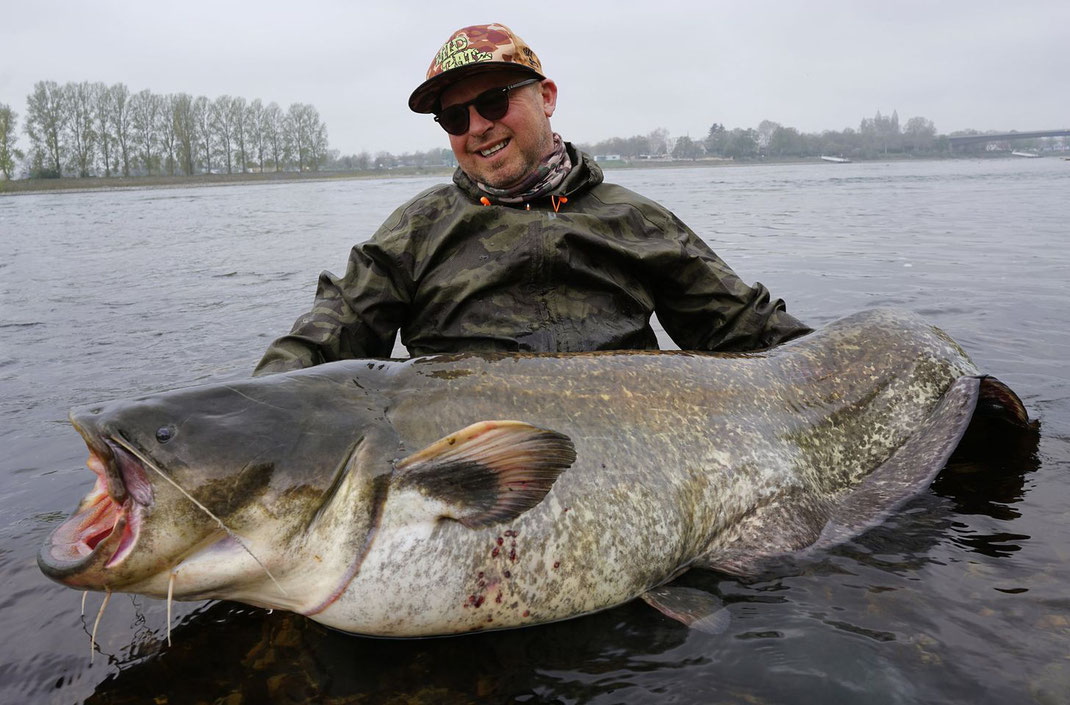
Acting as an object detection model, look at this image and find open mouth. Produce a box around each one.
[479,139,510,158]
[40,437,154,579]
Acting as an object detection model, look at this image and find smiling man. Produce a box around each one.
[254,23,809,375]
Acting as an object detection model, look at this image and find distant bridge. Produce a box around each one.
[948,129,1070,147]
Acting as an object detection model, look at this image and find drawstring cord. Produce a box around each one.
[480,195,568,212]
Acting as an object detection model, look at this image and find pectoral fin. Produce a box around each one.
[394,420,576,529]
[641,586,731,634]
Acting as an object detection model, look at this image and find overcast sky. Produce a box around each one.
[2,0,1067,156]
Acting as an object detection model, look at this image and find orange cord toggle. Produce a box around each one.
[480,196,491,206]
[551,195,568,213]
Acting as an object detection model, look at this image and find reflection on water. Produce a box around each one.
[2,158,1069,704]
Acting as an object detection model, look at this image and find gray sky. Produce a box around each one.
[2,0,1067,156]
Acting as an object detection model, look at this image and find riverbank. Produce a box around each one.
[1,152,1059,196]
[0,166,455,196]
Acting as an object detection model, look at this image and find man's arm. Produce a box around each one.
[253,238,411,376]
[649,213,811,352]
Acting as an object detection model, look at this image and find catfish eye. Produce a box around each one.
[155,426,175,443]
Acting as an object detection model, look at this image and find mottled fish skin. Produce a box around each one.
[41,309,996,637]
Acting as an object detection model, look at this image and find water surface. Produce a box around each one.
[1,158,1068,704]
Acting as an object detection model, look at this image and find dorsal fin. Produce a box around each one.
[976,376,1035,429]
[394,420,576,529]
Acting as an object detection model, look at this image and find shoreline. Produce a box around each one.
[0,167,455,196]
[0,152,1054,196]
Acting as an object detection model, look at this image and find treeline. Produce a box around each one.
[581,112,1066,162]
[0,80,329,179]
[579,111,948,161]
[328,147,456,171]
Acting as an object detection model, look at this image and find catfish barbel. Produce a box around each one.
[38,309,1032,637]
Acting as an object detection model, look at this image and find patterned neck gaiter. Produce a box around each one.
[476,133,572,205]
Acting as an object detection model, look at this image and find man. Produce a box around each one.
[254,23,809,376]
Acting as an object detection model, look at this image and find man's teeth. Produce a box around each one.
[480,141,508,157]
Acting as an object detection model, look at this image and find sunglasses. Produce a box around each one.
[434,78,541,136]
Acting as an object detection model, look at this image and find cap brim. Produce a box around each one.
[408,63,545,114]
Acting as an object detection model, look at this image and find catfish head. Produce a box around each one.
[38,371,388,610]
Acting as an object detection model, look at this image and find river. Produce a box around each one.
[1,157,1068,704]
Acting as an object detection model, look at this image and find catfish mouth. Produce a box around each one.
[39,434,155,582]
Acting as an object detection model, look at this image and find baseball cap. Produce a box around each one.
[408,23,545,114]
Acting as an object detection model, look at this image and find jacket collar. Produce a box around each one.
[452,143,604,204]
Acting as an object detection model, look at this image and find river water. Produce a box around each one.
[1,158,1068,704]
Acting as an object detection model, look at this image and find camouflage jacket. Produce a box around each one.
[254,146,810,375]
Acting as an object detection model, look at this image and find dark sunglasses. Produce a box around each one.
[434,78,541,135]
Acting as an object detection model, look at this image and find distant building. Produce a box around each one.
[594,154,622,162]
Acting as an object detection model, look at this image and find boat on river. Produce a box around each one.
[820,155,851,163]
[1011,151,1040,158]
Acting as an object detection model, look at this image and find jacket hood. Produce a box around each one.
[452,142,604,204]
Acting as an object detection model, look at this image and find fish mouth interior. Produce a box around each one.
[40,439,154,576]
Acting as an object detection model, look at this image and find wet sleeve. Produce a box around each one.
[252,235,412,376]
[649,213,812,352]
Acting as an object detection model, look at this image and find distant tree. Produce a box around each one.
[860,110,902,155]
[374,150,394,169]
[157,94,178,175]
[64,81,97,177]
[129,89,161,174]
[25,80,67,176]
[672,135,702,160]
[647,127,670,156]
[0,103,24,179]
[210,95,236,173]
[263,102,285,171]
[172,93,197,175]
[285,103,329,171]
[769,126,803,156]
[705,122,726,156]
[903,116,936,152]
[193,96,212,173]
[757,119,781,149]
[245,98,266,172]
[91,83,115,176]
[109,83,133,176]
[623,134,651,158]
[723,128,758,159]
[231,96,248,173]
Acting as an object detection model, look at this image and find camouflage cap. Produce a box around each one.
[408,23,545,114]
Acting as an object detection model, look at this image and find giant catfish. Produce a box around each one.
[39,309,1032,637]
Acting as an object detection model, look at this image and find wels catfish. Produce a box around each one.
[39,309,1032,638]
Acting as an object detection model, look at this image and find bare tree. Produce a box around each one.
[129,89,160,175]
[0,103,24,179]
[904,116,937,153]
[157,94,178,175]
[90,83,115,177]
[263,101,284,172]
[193,96,212,173]
[172,93,197,175]
[284,104,303,171]
[65,81,97,177]
[285,103,329,172]
[307,111,329,171]
[109,83,132,176]
[756,119,781,150]
[25,80,67,176]
[210,95,235,173]
[647,128,670,156]
[231,96,248,173]
[245,98,265,172]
